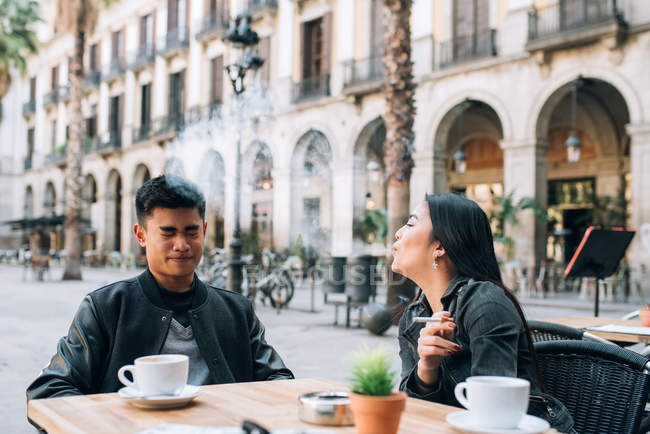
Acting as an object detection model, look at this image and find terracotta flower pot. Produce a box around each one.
[349,391,407,434]
[639,305,650,327]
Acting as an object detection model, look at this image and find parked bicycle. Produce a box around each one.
[244,249,295,312]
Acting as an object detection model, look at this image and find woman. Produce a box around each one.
[393,194,573,431]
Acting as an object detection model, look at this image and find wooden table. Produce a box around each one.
[544,316,649,344]
[29,378,467,433]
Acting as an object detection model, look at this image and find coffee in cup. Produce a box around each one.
[453,376,530,428]
[118,354,189,396]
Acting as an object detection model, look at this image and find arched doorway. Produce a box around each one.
[197,150,225,249]
[536,78,630,265]
[23,186,33,247]
[82,175,97,251]
[105,170,122,253]
[244,141,274,250]
[38,182,57,253]
[291,130,333,252]
[353,117,387,252]
[435,100,504,213]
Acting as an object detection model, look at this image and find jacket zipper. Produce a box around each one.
[530,394,556,418]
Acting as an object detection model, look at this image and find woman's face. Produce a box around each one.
[391,201,436,280]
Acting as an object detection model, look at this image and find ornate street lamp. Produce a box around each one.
[222,15,264,294]
[453,99,470,174]
[565,80,582,164]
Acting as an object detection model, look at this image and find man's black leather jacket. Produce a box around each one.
[27,270,294,400]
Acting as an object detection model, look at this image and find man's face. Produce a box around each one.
[134,207,207,287]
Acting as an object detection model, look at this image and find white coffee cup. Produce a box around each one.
[117,354,189,396]
[454,376,530,429]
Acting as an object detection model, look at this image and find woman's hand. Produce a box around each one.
[416,312,461,387]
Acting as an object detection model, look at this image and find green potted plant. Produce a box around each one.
[348,345,406,434]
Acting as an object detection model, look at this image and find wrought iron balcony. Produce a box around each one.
[195,8,230,42]
[102,57,127,83]
[342,56,383,94]
[82,136,101,154]
[438,29,497,68]
[43,90,58,108]
[245,0,278,20]
[98,130,122,153]
[24,158,32,171]
[22,100,36,117]
[132,123,154,143]
[159,27,190,59]
[128,44,156,71]
[526,0,624,51]
[45,146,67,167]
[57,83,71,102]
[291,74,330,103]
[83,70,101,91]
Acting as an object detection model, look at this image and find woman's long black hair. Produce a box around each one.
[425,193,545,390]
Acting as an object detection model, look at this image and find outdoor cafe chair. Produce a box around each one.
[534,340,650,434]
[527,320,615,345]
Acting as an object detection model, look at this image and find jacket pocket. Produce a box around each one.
[528,393,574,433]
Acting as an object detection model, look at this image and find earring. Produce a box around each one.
[432,255,439,270]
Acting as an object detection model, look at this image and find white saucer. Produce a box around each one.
[119,385,202,409]
[446,410,550,434]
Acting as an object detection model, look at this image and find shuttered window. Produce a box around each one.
[301,13,331,79]
[258,37,270,84]
[141,84,152,126]
[210,56,223,104]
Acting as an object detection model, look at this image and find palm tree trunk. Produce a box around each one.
[382,0,416,318]
[62,28,85,280]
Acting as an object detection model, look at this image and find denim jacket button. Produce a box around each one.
[161,315,167,321]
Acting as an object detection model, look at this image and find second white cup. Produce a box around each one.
[454,376,530,429]
[117,354,189,397]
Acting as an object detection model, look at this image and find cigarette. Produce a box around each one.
[413,316,453,323]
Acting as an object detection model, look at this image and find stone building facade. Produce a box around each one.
[1,0,650,272]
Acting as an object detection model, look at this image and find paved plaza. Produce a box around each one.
[0,264,642,433]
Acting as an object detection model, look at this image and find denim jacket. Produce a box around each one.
[398,276,574,432]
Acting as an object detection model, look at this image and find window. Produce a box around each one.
[89,43,100,71]
[27,128,34,159]
[302,18,323,79]
[453,0,490,38]
[112,29,124,60]
[167,0,187,31]
[169,70,185,117]
[51,66,59,90]
[85,108,97,139]
[109,95,123,133]
[141,83,151,127]
[140,13,155,50]
[370,0,385,57]
[210,56,223,104]
[29,77,36,101]
[51,120,57,151]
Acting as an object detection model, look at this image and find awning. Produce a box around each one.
[1,215,90,230]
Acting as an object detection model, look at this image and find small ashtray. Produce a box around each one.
[298,391,353,426]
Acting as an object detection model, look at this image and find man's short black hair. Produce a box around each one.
[135,174,206,225]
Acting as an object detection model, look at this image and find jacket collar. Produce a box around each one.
[137,269,207,311]
[440,274,471,307]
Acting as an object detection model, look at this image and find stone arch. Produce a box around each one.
[24,185,34,218]
[352,116,387,248]
[44,182,56,217]
[105,169,122,253]
[129,164,151,255]
[197,150,226,248]
[82,175,98,251]
[290,129,333,251]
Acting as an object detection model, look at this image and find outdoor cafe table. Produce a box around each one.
[543,315,649,344]
[30,378,489,433]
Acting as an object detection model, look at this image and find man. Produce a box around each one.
[27,175,293,400]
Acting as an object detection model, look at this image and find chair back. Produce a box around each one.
[535,340,650,434]
[527,320,584,342]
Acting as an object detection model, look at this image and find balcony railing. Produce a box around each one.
[343,56,383,89]
[245,0,278,18]
[98,130,122,152]
[45,147,67,166]
[24,158,32,171]
[83,70,101,90]
[82,136,101,154]
[195,9,230,42]
[128,44,156,71]
[43,90,58,108]
[22,100,36,116]
[102,57,127,82]
[291,74,330,103]
[438,29,497,68]
[57,83,71,102]
[159,27,190,58]
[528,0,621,41]
[132,123,154,143]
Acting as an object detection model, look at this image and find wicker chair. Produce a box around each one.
[535,340,650,434]
[527,320,614,345]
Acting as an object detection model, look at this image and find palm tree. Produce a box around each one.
[0,0,40,120]
[382,0,417,315]
[56,0,115,280]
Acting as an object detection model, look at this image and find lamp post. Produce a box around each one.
[565,79,583,164]
[223,15,264,293]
